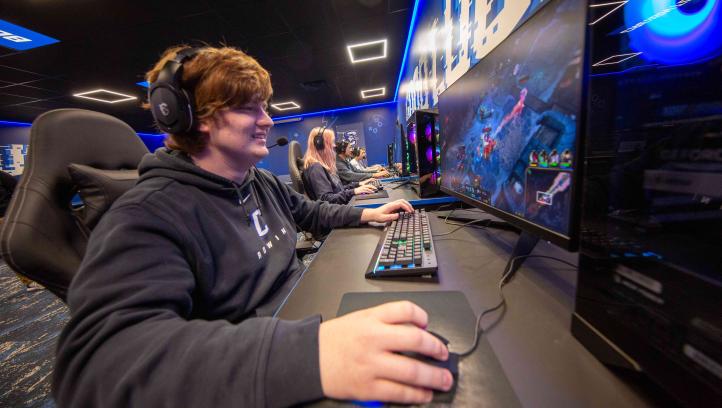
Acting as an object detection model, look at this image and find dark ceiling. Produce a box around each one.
[0,0,412,133]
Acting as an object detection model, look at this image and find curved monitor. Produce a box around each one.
[438,0,588,249]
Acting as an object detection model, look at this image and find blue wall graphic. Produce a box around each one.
[397,0,547,122]
[262,105,398,176]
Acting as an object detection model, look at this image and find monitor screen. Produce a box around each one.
[438,0,587,247]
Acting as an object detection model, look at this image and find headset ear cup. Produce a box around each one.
[148,48,202,134]
[314,133,324,151]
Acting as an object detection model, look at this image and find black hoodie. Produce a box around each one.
[53,149,363,408]
[303,162,358,204]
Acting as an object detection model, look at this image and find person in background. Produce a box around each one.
[349,147,384,173]
[302,127,377,204]
[52,45,452,408]
[336,141,389,184]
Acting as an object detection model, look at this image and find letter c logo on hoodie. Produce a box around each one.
[251,209,269,237]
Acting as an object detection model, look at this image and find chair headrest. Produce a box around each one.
[287,140,305,195]
[0,109,150,300]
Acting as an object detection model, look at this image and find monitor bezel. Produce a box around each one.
[437,0,590,251]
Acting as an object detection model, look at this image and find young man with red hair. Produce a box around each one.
[53,45,453,407]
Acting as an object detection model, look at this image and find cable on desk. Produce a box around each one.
[457,254,578,358]
[431,218,493,237]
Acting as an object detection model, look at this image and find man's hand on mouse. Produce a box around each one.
[319,301,454,404]
[360,199,413,223]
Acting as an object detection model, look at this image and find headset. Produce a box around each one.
[148,47,203,134]
[313,126,328,151]
[335,139,349,155]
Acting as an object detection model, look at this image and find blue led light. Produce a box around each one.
[376,266,386,271]
[642,251,663,259]
[0,19,59,51]
[136,81,150,88]
[351,400,384,407]
[136,132,165,137]
[0,120,32,127]
[394,0,422,101]
[390,265,403,269]
[624,0,722,65]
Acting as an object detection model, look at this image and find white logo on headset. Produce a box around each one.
[159,102,170,116]
[251,209,269,237]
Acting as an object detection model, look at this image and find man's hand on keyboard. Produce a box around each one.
[354,184,377,195]
[319,301,453,404]
[360,199,413,223]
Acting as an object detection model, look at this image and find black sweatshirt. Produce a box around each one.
[335,155,373,184]
[303,162,357,204]
[52,149,364,408]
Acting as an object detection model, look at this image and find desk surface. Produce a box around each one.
[349,182,458,208]
[278,212,655,407]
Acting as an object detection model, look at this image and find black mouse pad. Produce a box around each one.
[335,291,521,407]
[353,190,389,200]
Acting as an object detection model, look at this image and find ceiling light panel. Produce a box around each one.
[347,39,388,63]
[361,87,386,99]
[271,101,301,111]
[73,89,137,104]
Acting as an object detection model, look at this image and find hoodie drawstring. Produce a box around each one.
[231,183,252,225]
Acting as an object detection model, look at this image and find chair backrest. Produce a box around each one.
[288,140,305,195]
[0,109,149,300]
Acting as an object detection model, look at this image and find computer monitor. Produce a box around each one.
[438,0,587,251]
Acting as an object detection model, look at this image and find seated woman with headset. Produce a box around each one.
[336,140,390,184]
[302,127,378,204]
[350,147,384,173]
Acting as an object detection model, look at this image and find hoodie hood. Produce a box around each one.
[138,148,255,195]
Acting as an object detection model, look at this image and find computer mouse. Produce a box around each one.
[399,330,460,403]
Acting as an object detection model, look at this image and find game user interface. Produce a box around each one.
[439,0,586,238]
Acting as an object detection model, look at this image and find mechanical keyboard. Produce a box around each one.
[366,209,438,278]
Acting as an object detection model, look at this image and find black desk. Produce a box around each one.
[278,213,656,407]
[349,181,458,209]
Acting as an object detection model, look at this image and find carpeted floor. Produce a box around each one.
[0,263,68,408]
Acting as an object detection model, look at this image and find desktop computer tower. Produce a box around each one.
[401,116,417,177]
[407,109,442,198]
[572,10,722,407]
[386,143,397,175]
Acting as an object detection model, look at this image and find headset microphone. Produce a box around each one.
[267,137,288,148]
